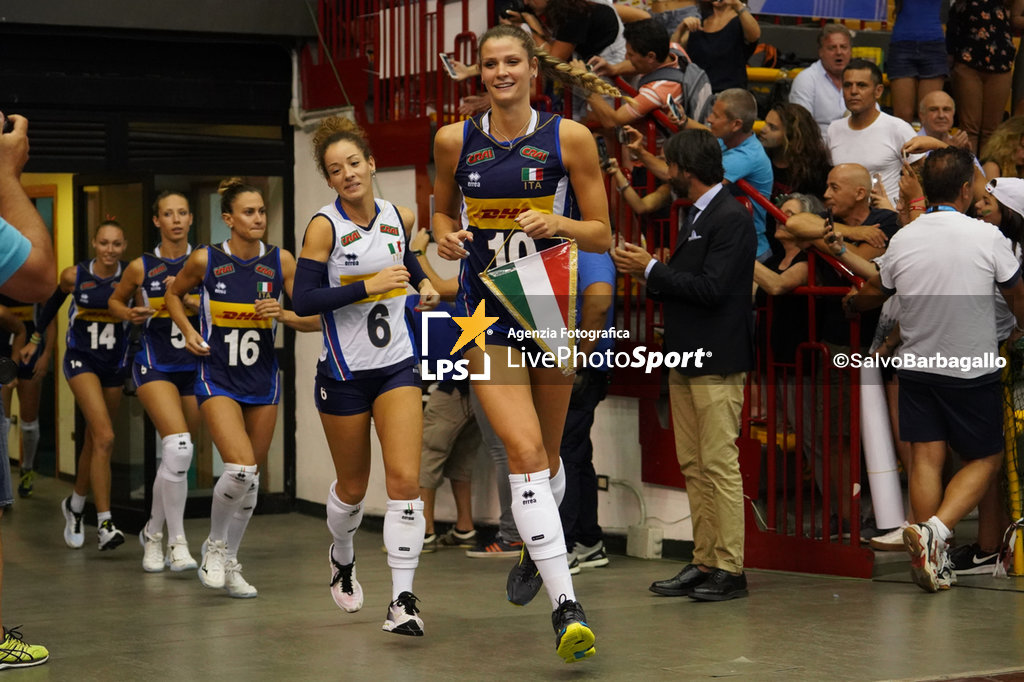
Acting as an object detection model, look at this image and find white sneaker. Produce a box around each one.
[224,559,258,599]
[198,538,228,589]
[165,537,198,572]
[903,522,950,593]
[60,497,84,549]
[869,524,908,552]
[329,544,364,613]
[382,591,423,636]
[97,520,125,551]
[139,528,165,572]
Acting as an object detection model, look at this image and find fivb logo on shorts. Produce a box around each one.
[420,300,495,381]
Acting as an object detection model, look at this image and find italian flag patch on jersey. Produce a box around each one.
[521,168,543,182]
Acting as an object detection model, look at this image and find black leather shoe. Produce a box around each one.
[649,564,710,596]
[689,569,748,601]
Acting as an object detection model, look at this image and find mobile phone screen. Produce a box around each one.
[596,136,610,168]
[438,53,458,79]
[667,98,682,120]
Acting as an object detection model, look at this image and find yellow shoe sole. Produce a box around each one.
[556,622,596,663]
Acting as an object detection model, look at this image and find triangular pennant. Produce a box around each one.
[479,239,578,373]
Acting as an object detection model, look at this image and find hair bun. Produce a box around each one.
[218,177,246,195]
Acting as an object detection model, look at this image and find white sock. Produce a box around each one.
[147,474,166,537]
[508,470,575,609]
[158,433,193,541]
[226,474,258,561]
[383,498,424,600]
[70,491,87,514]
[210,463,257,542]
[20,419,39,471]
[928,515,952,542]
[550,457,566,506]
[97,510,111,524]
[326,482,363,566]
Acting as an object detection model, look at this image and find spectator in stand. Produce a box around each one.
[980,116,1024,180]
[609,90,772,259]
[786,163,900,537]
[887,0,947,124]
[672,0,759,93]
[827,59,922,205]
[947,0,1015,154]
[848,148,1024,593]
[916,91,971,150]
[757,102,832,199]
[649,0,700,37]
[582,19,682,129]
[789,24,852,137]
[707,89,773,260]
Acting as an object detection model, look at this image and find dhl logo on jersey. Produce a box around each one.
[208,300,273,329]
[74,309,121,324]
[337,273,407,305]
[464,196,554,230]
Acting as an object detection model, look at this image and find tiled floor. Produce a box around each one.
[8,475,1024,681]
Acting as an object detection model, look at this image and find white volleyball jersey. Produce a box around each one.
[315,197,416,380]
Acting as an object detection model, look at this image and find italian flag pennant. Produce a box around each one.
[257,282,273,295]
[521,168,543,182]
[480,239,577,372]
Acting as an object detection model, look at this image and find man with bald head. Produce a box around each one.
[786,163,901,538]
[786,163,898,261]
[917,91,971,150]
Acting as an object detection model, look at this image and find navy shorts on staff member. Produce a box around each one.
[315,364,419,417]
[132,362,196,396]
[898,370,1004,459]
[63,348,127,388]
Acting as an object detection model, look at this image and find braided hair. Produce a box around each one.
[479,24,623,101]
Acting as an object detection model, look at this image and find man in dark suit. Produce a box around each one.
[612,128,755,601]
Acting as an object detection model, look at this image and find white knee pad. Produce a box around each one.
[383,498,425,569]
[550,457,566,506]
[234,473,259,519]
[214,463,257,506]
[509,470,565,561]
[158,433,193,483]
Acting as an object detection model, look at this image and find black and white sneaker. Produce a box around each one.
[506,546,544,606]
[382,591,423,636]
[551,595,596,663]
[97,520,125,551]
[949,543,1000,575]
[573,540,610,569]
